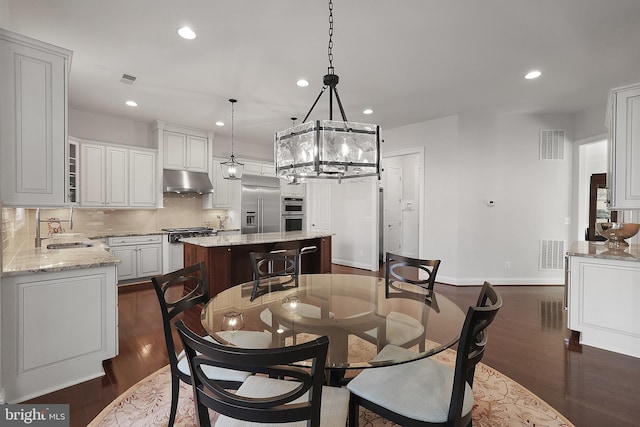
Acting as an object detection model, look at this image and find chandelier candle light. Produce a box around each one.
[221,98,244,180]
[274,0,380,183]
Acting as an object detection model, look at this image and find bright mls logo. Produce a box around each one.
[1,405,69,426]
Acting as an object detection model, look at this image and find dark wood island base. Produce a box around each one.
[182,232,332,297]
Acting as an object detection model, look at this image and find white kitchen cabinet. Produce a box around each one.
[244,160,276,177]
[607,82,640,209]
[108,235,163,282]
[129,149,157,207]
[281,180,306,197]
[1,265,118,403]
[0,29,72,207]
[203,158,233,209]
[567,249,640,358]
[79,141,156,208]
[80,143,128,207]
[163,131,208,173]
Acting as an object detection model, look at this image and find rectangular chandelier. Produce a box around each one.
[275,120,380,183]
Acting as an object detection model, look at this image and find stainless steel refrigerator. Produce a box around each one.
[241,175,281,234]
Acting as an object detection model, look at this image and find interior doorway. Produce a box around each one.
[587,173,617,241]
[381,147,424,259]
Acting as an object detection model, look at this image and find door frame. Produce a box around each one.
[381,146,425,258]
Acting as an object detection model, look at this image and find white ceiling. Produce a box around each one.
[6,0,640,146]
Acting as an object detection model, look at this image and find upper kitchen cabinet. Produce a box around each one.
[243,160,276,177]
[152,121,212,173]
[608,82,640,209]
[281,180,306,197]
[203,157,239,209]
[79,140,156,208]
[0,29,72,207]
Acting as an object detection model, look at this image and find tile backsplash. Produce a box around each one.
[1,193,230,257]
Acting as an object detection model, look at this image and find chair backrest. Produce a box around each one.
[448,281,502,426]
[176,320,329,426]
[151,262,210,375]
[249,248,300,300]
[385,252,441,295]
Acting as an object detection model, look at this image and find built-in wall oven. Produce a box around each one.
[281,197,305,232]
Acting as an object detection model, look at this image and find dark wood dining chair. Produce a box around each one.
[347,281,502,427]
[176,321,350,427]
[151,263,250,427]
[249,248,300,301]
[385,252,441,297]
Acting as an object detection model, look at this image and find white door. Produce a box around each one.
[384,164,403,256]
[80,143,106,206]
[186,135,208,172]
[163,131,186,170]
[129,149,156,207]
[106,146,128,207]
[307,183,331,232]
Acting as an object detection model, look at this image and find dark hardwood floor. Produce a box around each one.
[26,264,640,427]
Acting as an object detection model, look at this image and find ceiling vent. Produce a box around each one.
[539,129,565,160]
[120,73,137,85]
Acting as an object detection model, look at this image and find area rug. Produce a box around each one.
[89,348,575,427]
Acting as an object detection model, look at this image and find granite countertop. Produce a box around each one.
[2,233,121,277]
[567,241,640,262]
[180,231,333,248]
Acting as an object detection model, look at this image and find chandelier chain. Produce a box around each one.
[328,0,334,73]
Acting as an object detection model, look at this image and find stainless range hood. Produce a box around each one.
[163,169,214,194]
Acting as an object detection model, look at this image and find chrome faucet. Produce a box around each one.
[35,206,74,247]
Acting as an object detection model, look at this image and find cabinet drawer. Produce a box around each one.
[108,234,162,246]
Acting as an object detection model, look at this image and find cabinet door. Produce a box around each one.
[137,244,163,277]
[187,135,208,172]
[243,161,263,175]
[0,32,70,207]
[163,131,187,170]
[110,245,137,281]
[80,143,106,206]
[169,243,184,272]
[262,163,276,177]
[212,159,231,207]
[106,146,128,207]
[611,85,640,209]
[129,149,156,207]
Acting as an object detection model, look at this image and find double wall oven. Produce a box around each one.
[162,227,216,273]
[281,197,305,232]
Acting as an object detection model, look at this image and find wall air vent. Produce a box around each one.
[539,239,564,270]
[120,74,137,85]
[539,129,565,160]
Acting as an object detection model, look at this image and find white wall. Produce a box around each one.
[330,180,379,270]
[383,115,461,283]
[384,112,574,285]
[0,0,11,29]
[69,108,153,148]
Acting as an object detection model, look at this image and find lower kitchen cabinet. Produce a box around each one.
[1,265,118,403]
[108,234,163,282]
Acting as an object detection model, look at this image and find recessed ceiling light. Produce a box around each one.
[125,100,138,107]
[525,70,542,80]
[363,108,373,115]
[215,121,224,127]
[178,26,196,40]
[297,79,309,87]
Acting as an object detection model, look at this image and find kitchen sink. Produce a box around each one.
[46,242,94,249]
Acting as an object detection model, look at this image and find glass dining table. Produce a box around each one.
[201,273,466,385]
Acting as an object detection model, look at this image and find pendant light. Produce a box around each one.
[221,98,244,180]
[274,0,380,183]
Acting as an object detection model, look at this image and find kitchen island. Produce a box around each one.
[566,241,640,358]
[181,231,333,296]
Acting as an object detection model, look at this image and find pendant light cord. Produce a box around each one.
[230,98,237,158]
